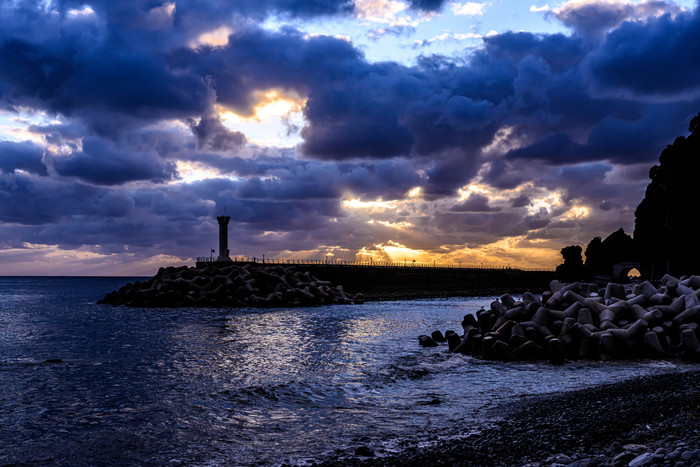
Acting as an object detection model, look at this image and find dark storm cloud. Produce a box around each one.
[188,115,247,151]
[2,0,700,266]
[429,211,528,246]
[181,0,355,20]
[560,162,612,185]
[421,155,480,198]
[407,0,449,11]
[300,91,414,159]
[450,193,501,212]
[482,160,526,190]
[0,171,129,225]
[505,104,695,166]
[0,141,48,175]
[509,193,531,208]
[2,0,698,170]
[586,9,700,98]
[549,0,681,37]
[0,21,212,136]
[524,213,550,230]
[236,175,339,201]
[50,136,178,185]
[3,3,696,181]
[28,122,86,148]
[0,169,344,255]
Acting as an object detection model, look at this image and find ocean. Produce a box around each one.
[0,276,693,466]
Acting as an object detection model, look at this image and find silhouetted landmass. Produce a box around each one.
[556,112,700,281]
[634,112,700,278]
[558,229,639,282]
[585,228,638,277]
[555,245,591,282]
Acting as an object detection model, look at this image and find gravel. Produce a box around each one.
[322,370,700,466]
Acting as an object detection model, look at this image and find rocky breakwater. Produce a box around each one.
[98,264,364,308]
[420,274,700,362]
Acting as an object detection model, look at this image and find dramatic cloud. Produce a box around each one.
[0,141,48,175]
[548,0,682,37]
[188,115,247,151]
[586,9,700,98]
[450,193,501,212]
[50,136,179,185]
[1,0,699,273]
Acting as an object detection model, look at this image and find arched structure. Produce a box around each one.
[613,262,642,281]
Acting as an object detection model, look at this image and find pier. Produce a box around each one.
[195,256,555,300]
[195,216,554,299]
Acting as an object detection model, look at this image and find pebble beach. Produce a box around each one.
[326,370,700,466]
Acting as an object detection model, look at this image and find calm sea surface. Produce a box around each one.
[0,276,694,466]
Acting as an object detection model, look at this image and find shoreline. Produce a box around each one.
[323,369,700,466]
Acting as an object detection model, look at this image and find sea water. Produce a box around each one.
[0,276,693,466]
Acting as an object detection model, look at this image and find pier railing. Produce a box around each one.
[212,256,553,272]
[196,257,232,263]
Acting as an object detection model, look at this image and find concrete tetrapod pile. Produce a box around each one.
[99,264,364,308]
[419,274,700,363]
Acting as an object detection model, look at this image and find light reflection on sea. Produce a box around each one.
[0,277,695,466]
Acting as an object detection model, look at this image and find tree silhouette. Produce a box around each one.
[555,245,590,281]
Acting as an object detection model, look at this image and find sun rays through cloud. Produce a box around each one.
[0,0,698,274]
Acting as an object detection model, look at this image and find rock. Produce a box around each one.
[545,453,573,464]
[443,329,460,350]
[612,451,636,464]
[418,335,439,347]
[354,445,374,457]
[431,330,447,343]
[99,264,360,309]
[628,452,655,467]
[568,459,597,467]
[623,444,648,453]
[420,277,700,362]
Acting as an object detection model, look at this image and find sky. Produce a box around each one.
[1,0,700,276]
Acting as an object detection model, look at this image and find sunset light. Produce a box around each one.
[217,91,306,146]
[189,25,233,49]
[343,198,398,211]
[4,1,700,464]
[0,0,698,275]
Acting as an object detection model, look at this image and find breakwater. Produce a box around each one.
[98,263,363,307]
[100,261,554,307]
[235,263,555,300]
[421,275,700,362]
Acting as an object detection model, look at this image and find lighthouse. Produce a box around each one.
[216,214,232,262]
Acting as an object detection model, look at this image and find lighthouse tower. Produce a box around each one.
[216,215,232,262]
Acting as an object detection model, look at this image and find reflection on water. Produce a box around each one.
[0,278,695,466]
